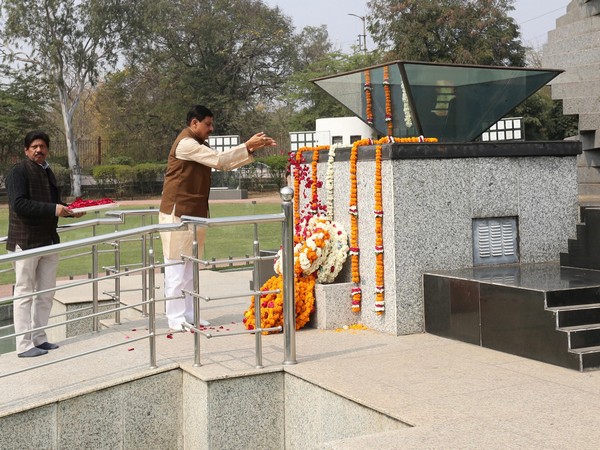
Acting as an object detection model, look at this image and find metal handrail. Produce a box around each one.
[0,187,296,378]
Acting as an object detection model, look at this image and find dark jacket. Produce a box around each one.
[6,158,63,251]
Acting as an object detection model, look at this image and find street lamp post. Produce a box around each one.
[348,13,367,53]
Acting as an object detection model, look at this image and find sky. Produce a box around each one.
[262,0,570,54]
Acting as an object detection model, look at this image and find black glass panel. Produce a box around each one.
[403,63,561,142]
[312,61,562,143]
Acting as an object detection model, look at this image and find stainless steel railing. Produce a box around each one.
[0,187,296,378]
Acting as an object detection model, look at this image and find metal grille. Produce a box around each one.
[473,217,519,265]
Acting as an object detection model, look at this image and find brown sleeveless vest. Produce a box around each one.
[159,128,212,218]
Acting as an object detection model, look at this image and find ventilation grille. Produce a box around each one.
[473,217,519,266]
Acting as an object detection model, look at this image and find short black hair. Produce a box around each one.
[186,105,213,126]
[24,130,50,149]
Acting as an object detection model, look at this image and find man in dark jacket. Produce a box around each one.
[6,130,83,357]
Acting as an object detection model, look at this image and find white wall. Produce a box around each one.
[315,117,374,146]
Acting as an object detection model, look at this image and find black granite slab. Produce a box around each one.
[424,262,600,371]
[299,141,581,163]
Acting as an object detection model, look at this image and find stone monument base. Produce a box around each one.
[311,282,356,330]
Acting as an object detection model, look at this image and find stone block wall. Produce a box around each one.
[300,142,580,335]
[543,0,600,196]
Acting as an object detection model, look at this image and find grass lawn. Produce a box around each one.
[0,201,282,285]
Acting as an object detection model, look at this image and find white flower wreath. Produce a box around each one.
[274,216,349,284]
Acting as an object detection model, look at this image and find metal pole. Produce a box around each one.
[141,215,148,316]
[253,222,263,369]
[148,241,157,369]
[281,186,296,365]
[192,224,202,367]
[348,13,367,53]
[114,239,121,324]
[92,243,99,332]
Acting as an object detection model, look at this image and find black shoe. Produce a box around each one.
[36,342,59,350]
[18,347,48,358]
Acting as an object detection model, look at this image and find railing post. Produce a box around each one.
[141,215,148,316]
[92,243,99,332]
[192,224,202,367]
[253,223,263,369]
[281,186,297,365]
[148,237,157,369]
[114,239,121,324]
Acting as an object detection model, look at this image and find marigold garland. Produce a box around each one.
[349,138,370,312]
[243,273,316,333]
[364,70,373,125]
[383,66,393,135]
[374,138,386,314]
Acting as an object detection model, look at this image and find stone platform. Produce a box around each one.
[2,270,600,448]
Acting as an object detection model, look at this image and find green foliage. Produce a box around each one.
[134,163,167,195]
[255,155,289,187]
[51,164,72,197]
[367,0,526,66]
[281,48,382,131]
[0,0,130,196]
[0,71,54,160]
[511,87,578,141]
[95,0,298,141]
[91,163,165,197]
[105,156,134,166]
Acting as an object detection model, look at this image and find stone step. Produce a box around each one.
[569,345,600,371]
[561,323,600,349]
[549,303,600,328]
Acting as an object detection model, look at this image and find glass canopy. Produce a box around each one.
[312,61,562,143]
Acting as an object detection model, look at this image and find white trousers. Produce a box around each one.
[12,247,59,354]
[164,258,195,329]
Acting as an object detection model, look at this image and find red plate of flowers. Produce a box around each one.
[67,197,118,213]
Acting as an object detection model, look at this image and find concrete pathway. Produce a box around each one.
[1,269,600,448]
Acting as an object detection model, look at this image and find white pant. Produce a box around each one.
[164,258,196,329]
[12,247,59,354]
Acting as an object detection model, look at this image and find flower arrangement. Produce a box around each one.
[243,273,316,332]
[246,146,349,332]
[274,215,349,284]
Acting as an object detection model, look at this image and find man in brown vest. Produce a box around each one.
[159,105,276,329]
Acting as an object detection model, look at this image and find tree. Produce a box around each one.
[103,0,298,141]
[367,0,526,66]
[278,25,384,131]
[0,68,54,161]
[0,74,57,188]
[0,0,129,196]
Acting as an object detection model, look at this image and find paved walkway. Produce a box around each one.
[1,269,600,448]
